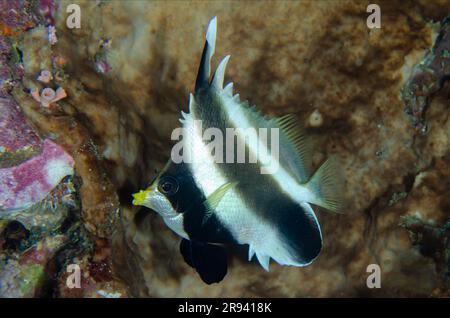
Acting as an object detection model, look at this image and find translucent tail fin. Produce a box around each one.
[305,157,343,213]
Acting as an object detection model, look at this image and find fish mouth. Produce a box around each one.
[132,189,151,206]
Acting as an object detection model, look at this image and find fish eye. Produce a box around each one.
[158,176,179,195]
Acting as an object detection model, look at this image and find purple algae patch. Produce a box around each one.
[0,96,41,154]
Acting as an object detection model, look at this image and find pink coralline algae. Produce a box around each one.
[38,0,56,25]
[0,96,40,155]
[0,36,26,97]
[0,37,13,97]
[0,139,74,212]
[0,1,38,33]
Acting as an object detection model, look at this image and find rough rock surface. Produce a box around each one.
[0,0,449,297]
[0,96,41,167]
[0,138,74,211]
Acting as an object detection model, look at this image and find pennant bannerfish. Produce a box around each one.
[132,17,342,284]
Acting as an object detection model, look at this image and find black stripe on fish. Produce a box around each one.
[190,89,322,264]
[159,160,238,244]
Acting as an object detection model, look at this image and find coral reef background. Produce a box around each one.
[0,0,449,297]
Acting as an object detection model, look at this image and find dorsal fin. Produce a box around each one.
[211,55,230,89]
[195,17,217,92]
[224,82,233,96]
[273,114,313,181]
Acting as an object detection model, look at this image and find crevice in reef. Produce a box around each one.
[402,16,450,134]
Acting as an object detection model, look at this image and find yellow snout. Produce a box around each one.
[132,189,151,206]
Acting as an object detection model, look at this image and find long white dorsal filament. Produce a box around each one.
[204,17,217,80]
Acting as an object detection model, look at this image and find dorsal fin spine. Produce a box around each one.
[195,17,217,92]
[224,82,233,96]
[212,55,231,89]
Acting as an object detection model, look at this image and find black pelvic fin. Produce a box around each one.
[179,238,228,285]
[195,17,217,92]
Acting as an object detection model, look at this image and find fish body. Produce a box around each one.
[133,17,341,284]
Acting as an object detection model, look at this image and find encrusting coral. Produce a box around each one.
[0,138,74,212]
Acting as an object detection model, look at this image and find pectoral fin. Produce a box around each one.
[202,181,238,226]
